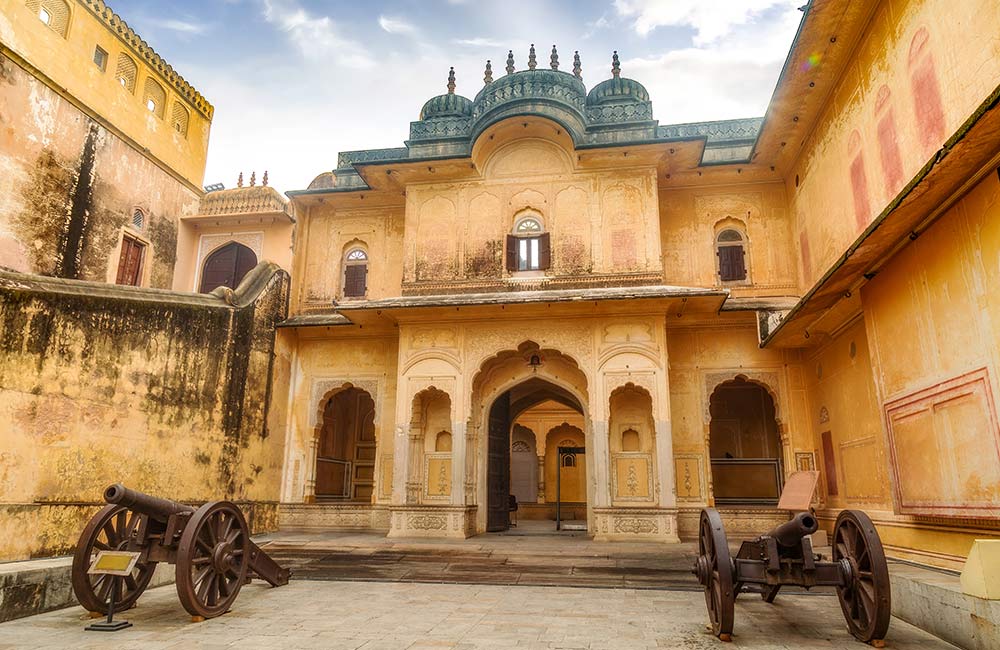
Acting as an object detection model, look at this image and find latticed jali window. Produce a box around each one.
[170,102,189,136]
[143,78,166,118]
[115,53,137,93]
[27,0,70,38]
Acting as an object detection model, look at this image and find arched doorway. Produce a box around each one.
[487,377,587,531]
[708,377,782,505]
[472,342,590,534]
[315,387,376,501]
[199,242,257,293]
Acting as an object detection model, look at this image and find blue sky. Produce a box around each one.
[112,0,804,192]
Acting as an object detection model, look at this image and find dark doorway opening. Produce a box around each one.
[709,377,783,505]
[315,387,376,501]
[486,378,586,532]
[199,242,257,293]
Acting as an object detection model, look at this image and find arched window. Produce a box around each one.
[143,78,166,118]
[343,247,368,298]
[716,229,747,282]
[170,102,189,136]
[27,0,70,38]
[561,454,576,468]
[115,53,137,93]
[506,214,550,272]
[131,208,145,231]
[199,241,257,293]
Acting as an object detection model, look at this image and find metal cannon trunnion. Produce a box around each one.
[693,471,891,645]
[72,484,290,620]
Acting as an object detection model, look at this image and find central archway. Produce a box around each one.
[471,342,590,533]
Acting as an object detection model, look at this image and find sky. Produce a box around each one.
[111,0,806,193]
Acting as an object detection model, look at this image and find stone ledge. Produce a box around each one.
[0,556,172,623]
[891,561,1000,650]
[278,503,390,531]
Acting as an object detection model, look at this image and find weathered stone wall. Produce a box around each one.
[0,50,200,285]
[0,263,289,561]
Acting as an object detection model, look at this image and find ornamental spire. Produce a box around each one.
[528,44,537,70]
[506,50,515,75]
[484,60,493,85]
[237,171,243,188]
[573,51,582,80]
[447,66,456,94]
[550,45,559,70]
[262,170,269,187]
[611,51,620,78]
[249,171,256,187]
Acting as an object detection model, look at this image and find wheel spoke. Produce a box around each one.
[196,537,214,555]
[115,511,127,539]
[102,521,118,546]
[93,540,110,551]
[206,517,218,546]
[193,565,213,589]
[197,571,215,603]
[124,574,138,592]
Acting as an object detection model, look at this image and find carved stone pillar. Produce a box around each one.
[591,420,611,508]
[464,425,476,504]
[304,436,319,503]
[391,425,407,505]
[451,419,466,505]
[654,419,676,508]
[406,431,423,504]
[536,454,545,502]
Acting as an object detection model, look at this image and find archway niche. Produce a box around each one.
[708,377,783,505]
[411,387,453,500]
[470,341,589,532]
[315,387,376,501]
[608,383,656,504]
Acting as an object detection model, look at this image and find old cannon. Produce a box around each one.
[693,471,891,645]
[71,484,290,620]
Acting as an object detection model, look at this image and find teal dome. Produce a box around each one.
[420,92,473,120]
[586,76,649,105]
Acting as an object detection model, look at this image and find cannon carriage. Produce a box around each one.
[693,471,891,645]
[71,484,289,620]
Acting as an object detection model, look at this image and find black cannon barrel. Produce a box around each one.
[103,484,195,522]
[768,511,819,547]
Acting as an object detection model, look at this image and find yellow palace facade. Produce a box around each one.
[269,0,1000,568]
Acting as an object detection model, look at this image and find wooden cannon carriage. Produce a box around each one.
[693,471,891,645]
[72,484,290,620]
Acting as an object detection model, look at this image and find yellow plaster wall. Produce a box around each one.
[659,181,796,294]
[173,220,295,292]
[788,0,1000,288]
[295,204,404,308]
[851,172,1000,566]
[667,317,809,506]
[402,136,662,286]
[0,0,212,187]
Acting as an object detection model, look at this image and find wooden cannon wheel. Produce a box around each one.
[71,504,157,614]
[833,510,891,643]
[694,508,735,641]
[175,501,250,619]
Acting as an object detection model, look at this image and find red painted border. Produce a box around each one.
[883,367,1000,519]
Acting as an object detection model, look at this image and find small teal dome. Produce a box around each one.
[420,93,473,119]
[585,51,649,106]
[586,76,649,105]
[419,66,473,120]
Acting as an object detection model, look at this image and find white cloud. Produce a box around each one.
[262,0,372,67]
[153,19,206,35]
[614,0,797,45]
[378,15,417,35]
[623,4,802,123]
[454,37,504,48]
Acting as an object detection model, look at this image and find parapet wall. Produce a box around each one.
[0,263,289,561]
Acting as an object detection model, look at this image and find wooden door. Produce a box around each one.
[115,234,145,286]
[487,393,511,531]
[199,242,257,293]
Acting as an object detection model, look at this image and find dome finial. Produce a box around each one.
[550,45,559,70]
[250,171,256,187]
[506,50,515,75]
[573,51,582,80]
[262,170,269,187]
[447,67,456,94]
[612,51,620,78]
[528,44,537,70]
[237,171,243,188]
[484,60,493,85]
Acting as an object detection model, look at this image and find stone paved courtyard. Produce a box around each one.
[0,579,956,649]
